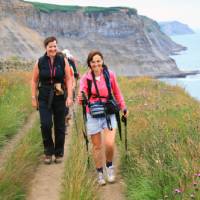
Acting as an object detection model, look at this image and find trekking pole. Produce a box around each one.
[115,112,122,141]
[73,72,79,101]
[81,91,90,166]
[121,110,128,156]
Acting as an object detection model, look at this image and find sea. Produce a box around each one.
[161,32,200,101]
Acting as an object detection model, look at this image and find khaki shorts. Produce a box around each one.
[86,114,117,135]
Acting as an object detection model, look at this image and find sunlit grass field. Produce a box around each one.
[0,118,42,200]
[0,69,199,199]
[0,71,42,200]
[118,77,200,200]
[0,72,33,148]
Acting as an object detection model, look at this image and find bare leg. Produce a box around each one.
[104,128,116,163]
[91,132,103,168]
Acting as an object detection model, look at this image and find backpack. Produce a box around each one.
[68,58,79,79]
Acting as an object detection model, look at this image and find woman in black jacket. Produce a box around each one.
[31,36,73,164]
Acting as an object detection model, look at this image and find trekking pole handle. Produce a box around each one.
[121,108,127,124]
[81,91,88,105]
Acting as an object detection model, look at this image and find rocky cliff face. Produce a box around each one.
[0,0,186,76]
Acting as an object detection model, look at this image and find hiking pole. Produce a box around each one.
[115,112,122,141]
[121,110,128,155]
[81,91,90,166]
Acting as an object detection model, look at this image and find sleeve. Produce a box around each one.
[110,71,126,110]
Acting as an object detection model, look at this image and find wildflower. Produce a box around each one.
[174,188,182,194]
[194,173,200,177]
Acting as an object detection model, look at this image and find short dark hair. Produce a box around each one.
[87,50,104,68]
[44,36,57,48]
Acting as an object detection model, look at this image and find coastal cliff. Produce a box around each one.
[0,0,186,76]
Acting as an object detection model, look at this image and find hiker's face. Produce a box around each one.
[46,40,57,57]
[90,54,103,75]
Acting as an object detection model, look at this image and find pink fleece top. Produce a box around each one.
[79,69,126,112]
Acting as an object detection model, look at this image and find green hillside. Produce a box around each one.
[119,76,200,199]
[0,70,199,199]
[25,1,137,15]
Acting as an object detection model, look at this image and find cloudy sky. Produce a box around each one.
[25,0,200,29]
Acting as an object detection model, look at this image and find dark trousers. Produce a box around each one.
[39,98,65,157]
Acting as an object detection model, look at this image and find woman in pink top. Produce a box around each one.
[78,51,128,185]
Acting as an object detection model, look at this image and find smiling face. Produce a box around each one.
[90,54,103,76]
[46,40,57,58]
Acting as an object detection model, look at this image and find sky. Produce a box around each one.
[25,0,200,29]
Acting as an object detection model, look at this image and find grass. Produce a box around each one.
[0,56,34,72]
[25,1,137,15]
[0,72,33,148]
[1,68,199,199]
[118,77,200,199]
[61,106,97,200]
[84,6,137,15]
[27,2,81,13]
[0,118,42,200]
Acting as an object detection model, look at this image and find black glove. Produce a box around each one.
[121,109,127,122]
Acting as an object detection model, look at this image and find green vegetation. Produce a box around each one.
[28,2,81,13]
[0,118,42,200]
[1,68,199,199]
[61,107,97,200]
[0,72,33,148]
[118,77,200,199]
[0,57,34,72]
[26,1,137,15]
[84,6,137,15]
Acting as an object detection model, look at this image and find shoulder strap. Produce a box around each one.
[91,71,102,102]
[103,66,112,99]
[87,68,111,101]
[87,79,92,100]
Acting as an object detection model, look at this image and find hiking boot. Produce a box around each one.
[106,165,115,183]
[44,155,52,164]
[97,172,106,186]
[55,156,63,164]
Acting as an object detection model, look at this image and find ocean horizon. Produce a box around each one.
[161,32,200,101]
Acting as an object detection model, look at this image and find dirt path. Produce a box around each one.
[98,145,126,200]
[3,109,126,200]
[0,112,38,169]
[27,121,72,200]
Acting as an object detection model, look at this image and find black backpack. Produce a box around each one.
[68,58,79,79]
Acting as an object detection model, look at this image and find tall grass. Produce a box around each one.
[61,107,97,200]
[0,72,32,148]
[119,77,200,199]
[0,118,42,200]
